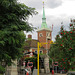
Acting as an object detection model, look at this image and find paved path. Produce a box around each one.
[39,73,67,75]
[32,69,67,75]
[33,69,37,75]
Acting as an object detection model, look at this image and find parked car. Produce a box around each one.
[67,71,75,75]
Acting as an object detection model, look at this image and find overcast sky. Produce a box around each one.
[18,0,75,41]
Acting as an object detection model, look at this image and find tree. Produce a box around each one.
[49,19,75,71]
[0,0,37,68]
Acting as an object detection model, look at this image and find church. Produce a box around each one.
[24,2,52,58]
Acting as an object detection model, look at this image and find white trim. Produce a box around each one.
[37,28,52,32]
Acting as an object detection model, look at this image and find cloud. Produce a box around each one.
[63,0,75,1]
[18,0,43,10]
[18,0,63,10]
[28,14,42,28]
[46,0,63,9]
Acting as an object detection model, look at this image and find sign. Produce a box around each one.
[54,62,58,66]
[27,62,33,68]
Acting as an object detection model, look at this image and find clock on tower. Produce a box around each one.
[46,32,51,40]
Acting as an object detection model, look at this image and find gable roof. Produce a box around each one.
[24,39,44,50]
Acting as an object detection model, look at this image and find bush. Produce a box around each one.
[0,65,5,74]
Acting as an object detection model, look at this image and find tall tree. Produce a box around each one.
[0,0,37,66]
[49,19,75,71]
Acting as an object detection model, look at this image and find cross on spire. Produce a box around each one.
[43,1,44,8]
[42,1,45,19]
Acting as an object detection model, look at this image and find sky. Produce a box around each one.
[18,0,75,41]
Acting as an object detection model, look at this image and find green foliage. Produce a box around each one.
[49,58,52,65]
[0,31,26,64]
[0,0,37,31]
[0,65,5,73]
[0,0,37,66]
[39,53,45,55]
[49,20,75,71]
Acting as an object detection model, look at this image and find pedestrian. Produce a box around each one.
[26,71,29,75]
[26,66,31,75]
[52,69,54,75]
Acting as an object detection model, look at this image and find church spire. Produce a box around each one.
[43,2,45,18]
[41,2,48,29]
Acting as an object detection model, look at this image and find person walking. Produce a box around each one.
[26,71,29,75]
[52,69,54,75]
[26,66,32,75]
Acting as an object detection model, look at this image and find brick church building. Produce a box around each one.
[23,2,52,58]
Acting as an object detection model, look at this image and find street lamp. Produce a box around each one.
[37,40,55,75]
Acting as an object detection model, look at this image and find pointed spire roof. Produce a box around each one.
[43,2,45,18]
[41,2,48,29]
[37,2,52,32]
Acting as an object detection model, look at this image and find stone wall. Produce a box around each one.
[5,59,18,75]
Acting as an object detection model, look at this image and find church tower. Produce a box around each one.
[37,2,52,52]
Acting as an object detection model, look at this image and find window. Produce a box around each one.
[40,51,42,54]
[35,51,37,54]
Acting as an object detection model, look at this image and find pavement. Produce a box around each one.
[33,69,37,75]
[32,69,67,75]
[39,73,67,75]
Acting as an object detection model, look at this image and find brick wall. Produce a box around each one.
[38,30,51,49]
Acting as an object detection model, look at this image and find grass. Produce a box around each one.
[0,74,3,75]
[69,69,75,71]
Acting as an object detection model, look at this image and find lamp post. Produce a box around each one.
[37,42,40,75]
[37,40,55,75]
